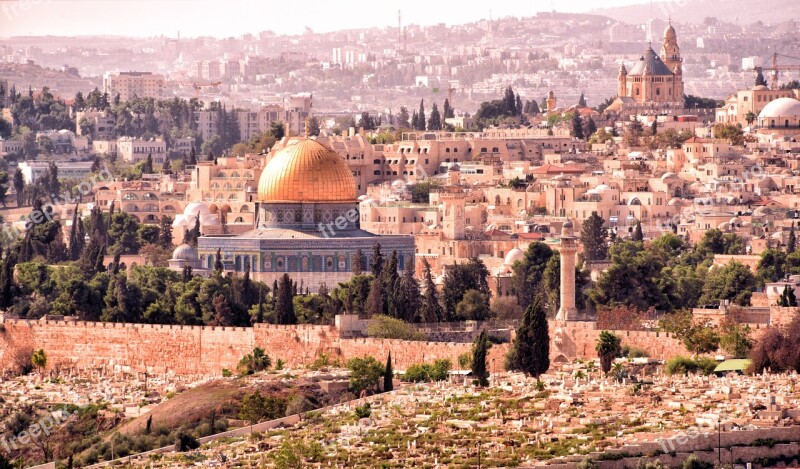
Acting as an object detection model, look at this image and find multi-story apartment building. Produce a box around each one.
[95,177,182,224]
[18,161,94,184]
[103,71,165,101]
[117,137,167,165]
[75,110,115,139]
[236,104,284,141]
[181,155,265,234]
[716,86,798,127]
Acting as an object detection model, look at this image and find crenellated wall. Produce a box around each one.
[0,317,692,376]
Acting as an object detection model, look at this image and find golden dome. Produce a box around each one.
[257,138,357,203]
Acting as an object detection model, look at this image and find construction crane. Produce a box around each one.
[191,81,222,98]
[754,53,800,90]
[178,81,222,98]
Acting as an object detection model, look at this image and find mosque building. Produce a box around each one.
[169,138,415,291]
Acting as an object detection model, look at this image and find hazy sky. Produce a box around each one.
[0,0,654,38]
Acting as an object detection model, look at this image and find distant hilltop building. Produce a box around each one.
[609,22,684,111]
[103,71,165,101]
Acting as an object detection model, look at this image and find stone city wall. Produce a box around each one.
[0,317,692,376]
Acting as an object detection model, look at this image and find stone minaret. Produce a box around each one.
[618,63,628,97]
[556,219,578,321]
[546,90,557,113]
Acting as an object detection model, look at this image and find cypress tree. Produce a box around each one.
[633,221,644,241]
[471,330,491,387]
[352,249,365,275]
[276,274,297,324]
[384,352,393,392]
[370,243,384,277]
[507,296,550,380]
[788,222,796,253]
[214,248,223,274]
[366,276,384,317]
[417,99,426,131]
[419,259,444,322]
[68,204,82,260]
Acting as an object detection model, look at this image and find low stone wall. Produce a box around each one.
[0,317,690,377]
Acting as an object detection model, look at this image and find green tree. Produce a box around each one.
[416,99,426,131]
[347,356,385,395]
[571,112,584,139]
[506,296,550,379]
[595,331,622,374]
[370,243,384,276]
[719,318,752,358]
[512,242,555,308]
[578,92,587,107]
[419,259,444,322]
[471,330,491,387]
[351,249,365,275]
[276,274,297,324]
[581,213,607,261]
[239,391,287,424]
[394,266,421,322]
[789,223,797,253]
[384,352,393,392]
[397,106,410,128]
[427,103,442,131]
[366,314,426,340]
[699,261,756,306]
[633,221,644,241]
[13,170,24,207]
[442,257,490,319]
[307,116,321,136]
[755,69,768,87]
[31,348,47,374]
[455,289,491,321]
[270,121,285,140]
[778,285,798,307]
[237,347,271,375]
[0,172,9,207]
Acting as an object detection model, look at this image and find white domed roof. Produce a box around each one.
[730,217,741,225]
[184,202,211,217]
[752,85,769,91]
[172,214,190,227]
[595,184,611,191]
[759,98,800,119]
[504,247,525,265]
[172,243,198,261]
[754,206,772,216]
[718,222,730,231]
[667,197,682,206]
[661,172,678,180]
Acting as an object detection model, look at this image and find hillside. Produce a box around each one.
[0,62,99,99]
[591,0,800,25]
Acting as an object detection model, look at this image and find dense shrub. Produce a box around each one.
[665,356,717,375]
[402,359,452,382]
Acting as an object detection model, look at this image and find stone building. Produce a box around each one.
[614,23,683,108]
